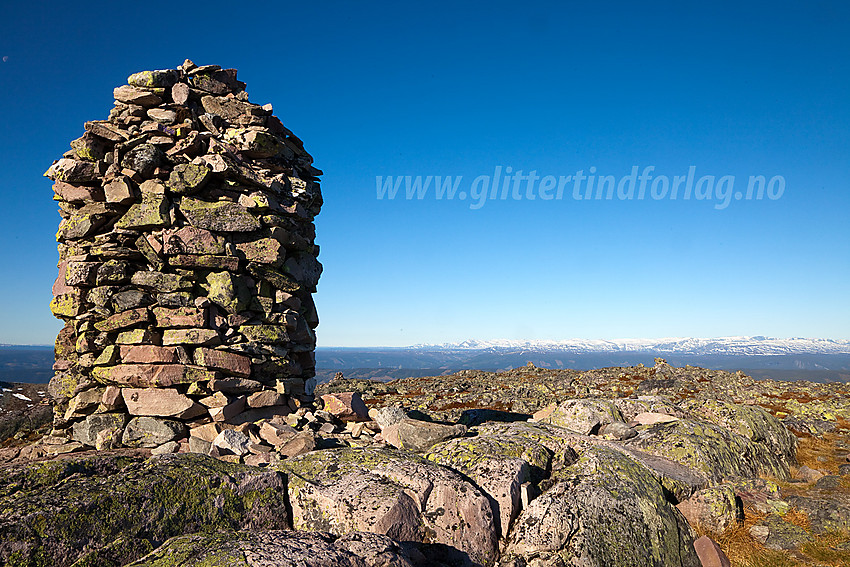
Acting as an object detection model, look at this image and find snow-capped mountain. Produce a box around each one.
[420,337,850,356]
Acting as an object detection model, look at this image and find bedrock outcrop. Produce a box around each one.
[2,360,849,566]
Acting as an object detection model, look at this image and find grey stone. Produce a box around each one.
[71,413,128,448]
[381,418,467,452]
[213,428,251,457]
[151,441,179,455]
[370,405,409,430]
[122,417,187,448]
[599,421,638,440]
[121,144,162,178]
[535,398,625,434]
[503,445,700,567]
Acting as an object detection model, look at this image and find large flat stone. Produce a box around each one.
[93,308,151,333]
[162,226,225,255]
[119,345,180,364]
[193,347,251,377]
[152,306,205,328]
[161,328,221,346]
[179,197,260,232]
[122,388,206,419]
[92,364,217,387]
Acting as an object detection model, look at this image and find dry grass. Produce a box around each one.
[700,502,850,566]
[784,508,812,532]
[795,434,844,475]
[697,506,794,567]
[800,531,850,566]
[701,505,791,564]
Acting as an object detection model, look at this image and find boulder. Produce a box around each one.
[381,418,467,452]
[626,417,793,483]
[428,435,530,538]
[502,445,700,567]
[690,400,797,465]
[279,446,498,566]
[533,398,625,434]
[322,391,370,422]
[370,404,408,430]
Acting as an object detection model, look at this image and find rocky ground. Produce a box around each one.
[0,360,848,566]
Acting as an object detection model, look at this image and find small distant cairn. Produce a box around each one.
[45,61,323,457]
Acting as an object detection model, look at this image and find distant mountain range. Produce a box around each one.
[420,336,850,356]
[317,337,850,383]
[3,337,849,384]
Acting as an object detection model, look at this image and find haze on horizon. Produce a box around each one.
[0,2,847,347]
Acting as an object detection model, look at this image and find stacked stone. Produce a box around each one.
[44,60,323,460]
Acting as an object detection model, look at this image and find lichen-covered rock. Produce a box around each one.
[427,434,532,538]
[625,418,793,483]
[127,531,420,567]
[676,485,741,533]
[687,399,797,465]
[179,197,262,232]
[502,445,700,567]
[0,453,290,567]
[279,446,498,566]
[533,398,625,434]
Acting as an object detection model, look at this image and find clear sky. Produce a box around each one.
[0,1,848,346]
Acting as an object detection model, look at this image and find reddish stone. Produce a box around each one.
[531,403,557,421]
[122,388,205,419]
[145,233,163,255]
[199,391,231,408]
[53,181,105,203]
[119,345,180,364]
[208,397,247,422]
[693,536,731,567]
[194,347,251,377]
[321,392,369,422]
[162,226,225,255]
[632,412,680,426]
[258,421,298,447]
[52,261,71,296]
[113,85,162,106]
[103,177,135,204]
[153,306,205,328]
[247,389,286,408]
[101,385,123,409]
[190,422,225,443]
[244,453,276,466]
[64,261,99,286]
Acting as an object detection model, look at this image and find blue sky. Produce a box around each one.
[0,1,847,346]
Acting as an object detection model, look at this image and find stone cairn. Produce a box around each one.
[44,60,329,463]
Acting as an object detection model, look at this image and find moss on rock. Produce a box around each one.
[0,454,289,567]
